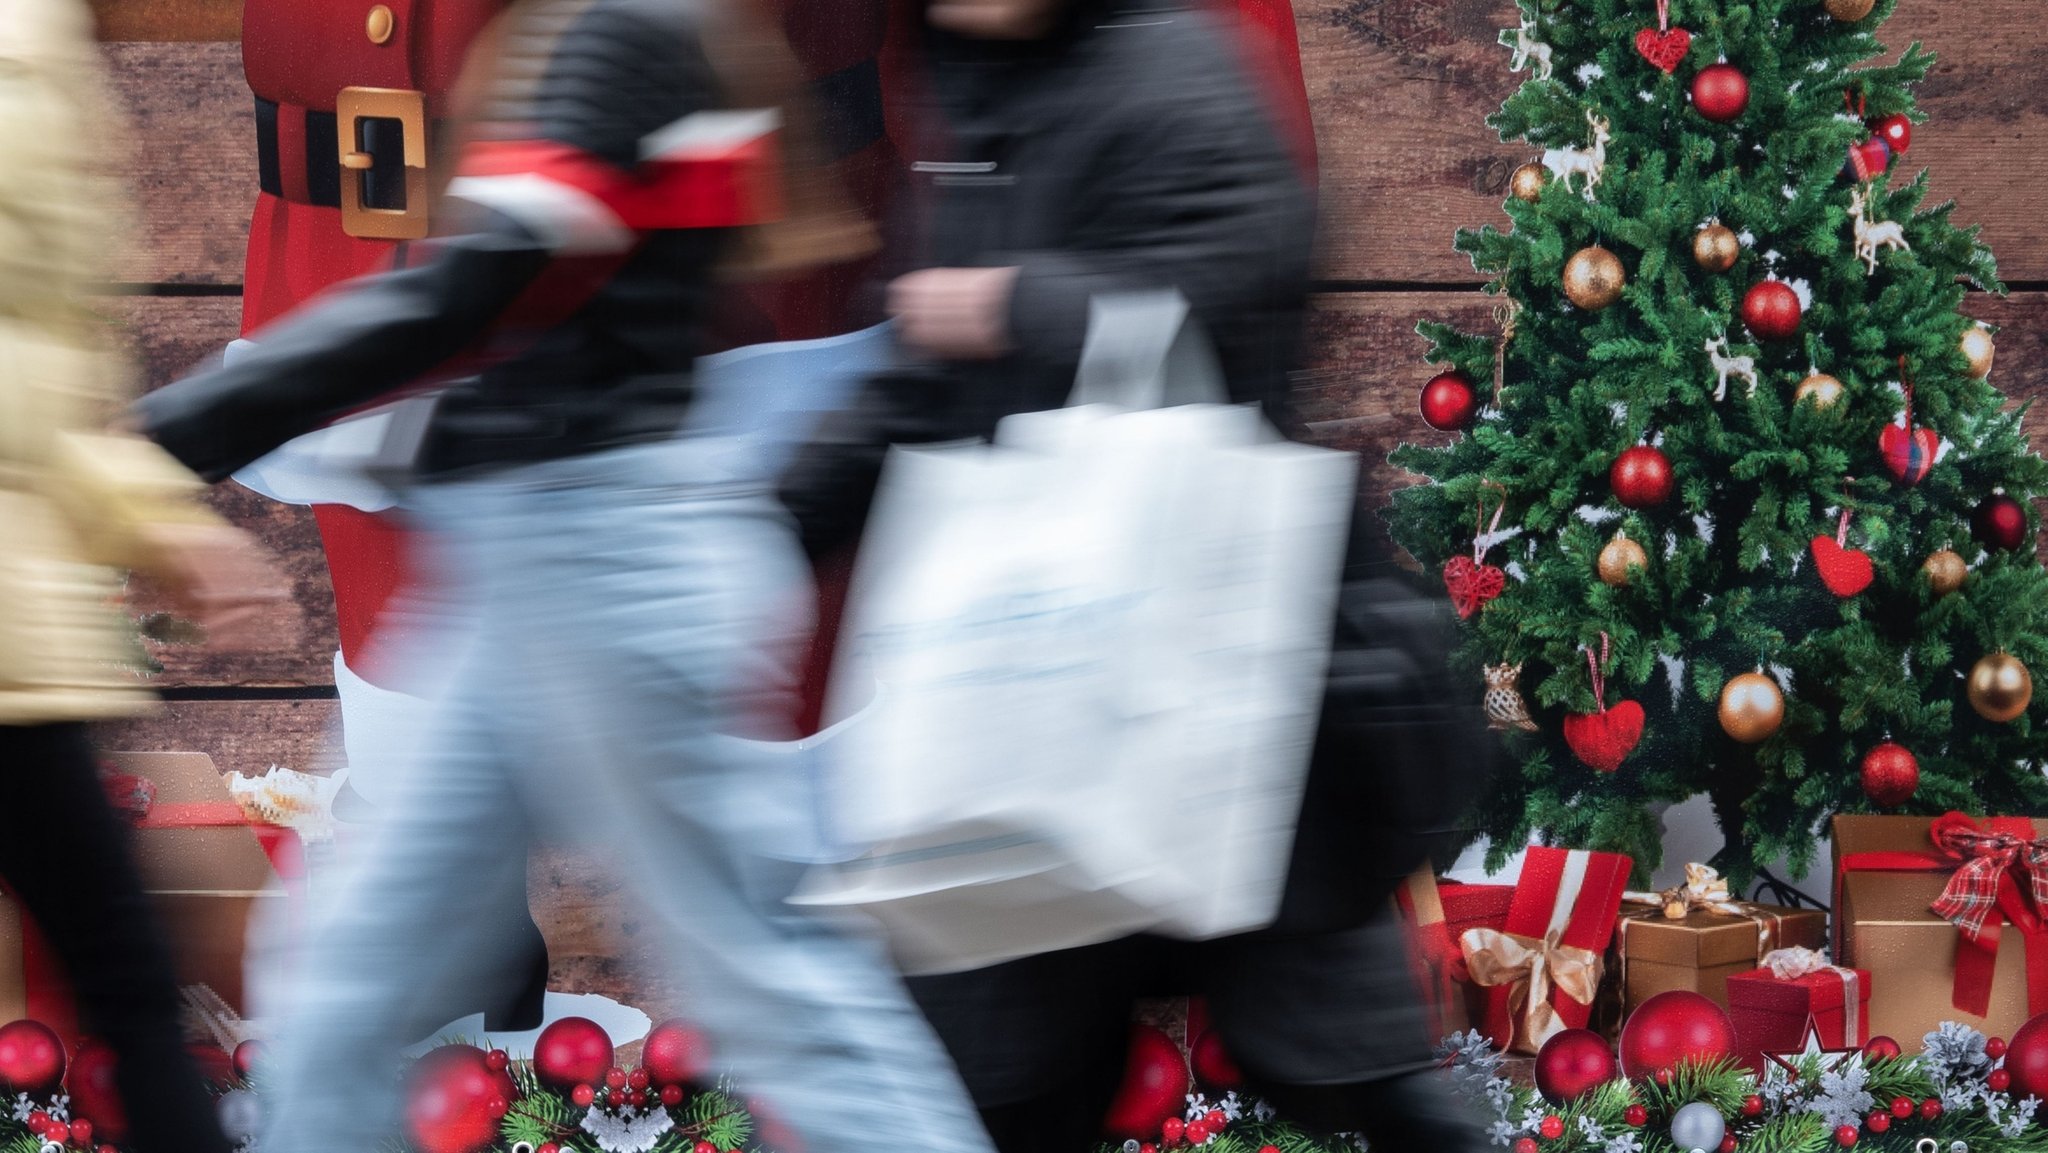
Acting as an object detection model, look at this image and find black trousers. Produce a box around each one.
[0,723,232,1153]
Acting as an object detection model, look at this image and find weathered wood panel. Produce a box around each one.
[101,2,2048,286]
[1300,290,2048,549]
[93,0,239,42]
[111,295,339,686]
[97,699,340,776]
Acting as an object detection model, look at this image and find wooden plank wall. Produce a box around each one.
[88,0,2047,1013]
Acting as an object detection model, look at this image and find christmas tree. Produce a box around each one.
[1387,0,2047,884]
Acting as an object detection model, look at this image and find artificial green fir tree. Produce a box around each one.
[1388,0,2048,884]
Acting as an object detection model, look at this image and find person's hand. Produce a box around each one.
[137,522,295,651]
[888,266,1020,360]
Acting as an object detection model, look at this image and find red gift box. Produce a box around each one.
[1726,952,1871,1068]
[1395,871,1514,1037]
[1458,846,1633,1054]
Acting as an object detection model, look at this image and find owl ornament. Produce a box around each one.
[1484,663,1539,732]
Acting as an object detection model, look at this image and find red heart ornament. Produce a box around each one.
[1810,535,1874,597]
[1633,27,1692,73]
[1847,137,1892,182]
[1879,422,1939,485]
[1443,555,1506,620]
[1563,700,1646,773]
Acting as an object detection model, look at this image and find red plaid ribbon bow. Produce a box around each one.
[1928,812,2048,940]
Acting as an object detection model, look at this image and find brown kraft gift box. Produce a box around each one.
[1616,900,1827,1016]
[1832,813,2047,1043]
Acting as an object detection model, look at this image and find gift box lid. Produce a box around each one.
[109,753,278,896]
[1503,847,1633,953]
[1726,965,1869,1015]
[1439,882,1515,929]
[1832,814,2048,926]
[1618,903,1825,968]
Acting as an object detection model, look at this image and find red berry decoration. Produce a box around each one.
[26,1112,49,1135]
[1988,1036,2010,1059]
[1620,991,1738,1080]
[1535,1028,1618,1103]
[628,1090,647,1109]
[607,1088,627,1108]
[1973,493,2030,553]
[1421,371,1480,432]
[1860,743,1919,807]
[1890,1097,1913,1118]
[46,1123,68,1146]
[404,1046,505,1153]
[1186,1120,1213,1146]
[1190,1031,1243,1090]
[1867,1111,1890,1133]
[1742,1095,1763,1117]
[605,1067,629,1090]
[2002,1013,2048,1102]
[533,1018,615,1090]
[487,1098,510,1120]
[1691,63,1750,122]
[660,1085,684,1107]
[70,1120,91,1146]
[1741,281,1802,341]
[1103,1026,1190,1141]
[1611,445,1675,508]
[1921,1098,1942,1120]
[572,1084,597,1108]
[1161,1117,1186,1146]
[1259,1147,1279,1153]
[1719,1137,1736,1153]
[1861,1036,1901,1061]
[1654,1068,1673,1086]
[66,1041,126,1145]
[539,1145,559,1153]
[484,1049,510,1073]
[231,1039,265,1080]
[0,1021,65,1094]
[641,1019,709,1089]
[696,1142,719,1153]
[1539,1115,1566,1140]
[1834,1125,1857,1148]
[1990,1068,2013,1091]
[1515,1141,1539,1153]
[1625,1105,1648,1127]
[1873,113,1912,153]
[627,1068,650,1091]
[1204,1110,1225,1130]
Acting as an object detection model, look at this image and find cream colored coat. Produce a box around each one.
[0,0,223,724]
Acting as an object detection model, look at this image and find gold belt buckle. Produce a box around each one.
[337,86,430,240]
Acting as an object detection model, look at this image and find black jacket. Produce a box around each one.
[777,0,1317,558]
[134,0,729,481]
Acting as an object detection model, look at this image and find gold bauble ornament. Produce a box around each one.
[1563,245,1626,311]
[1794,373,1846,410]
[1510,163,1547,203]
[1961,325,1996,379]
[1719,671,1786,744]
[1597,532,1648,586]
[1823,0,1875,20]
[1922,549,1968,597]
[1968,652,2033,723]
[1693,223,1740,273]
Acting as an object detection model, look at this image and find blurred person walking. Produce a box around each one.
[0,1,286,1148]
[130,4,993,1153]
[780,1,1493,1149]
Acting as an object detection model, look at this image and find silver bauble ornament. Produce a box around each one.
[1669,1102,1726,1153]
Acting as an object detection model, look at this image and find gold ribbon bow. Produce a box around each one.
[1761,946,1836,980]
[1624,863,1747,920]
[1458,926,1604,1053]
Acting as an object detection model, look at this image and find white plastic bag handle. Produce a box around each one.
[1066,291,1228,411]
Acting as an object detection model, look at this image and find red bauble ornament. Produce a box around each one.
[1539,1115,1565,1140]
[1867,1110,1890,1133]
[1189,1031,1243,1090]
[1920,1098,1943,1120]
[1563,700,1645,774]
[1810,536,1874,598]
[1873,114,1912,153]
[2002,1013,2048,1103]
[1102,1026,1190,1141]
[1535,1028,1619,1103]
[1635,26,1692,73]
[1973,494,2029,553]
[534,1018,615,1090]
[1880,422,1939,486]
[1834,1125,1858,1147]
[1625,1105,1648,1127]
[1421,371,1480,432]
[1741,281,1802,341]
[1889,1097,1913,1119]
[1691,63,1750,122]
[1443,556,1506,620]
[1619,991,1737,1080]
[1742,1095,1763,1117]
[66,1042,125,1144]
[405,1046,508,1153]
[641,1019,708,1088]
[1612,445,1675,508]
[0,1020,66,1093]
[1859,743,1919,807]
[1861,1036,1902,1061]
[1988,1037,2010,1059]
[232,1039,265,1081]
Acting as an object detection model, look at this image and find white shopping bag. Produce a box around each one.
[792,293,1357,974]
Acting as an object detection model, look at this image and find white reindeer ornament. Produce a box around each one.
[1705,333,1757,401]
[1542,111,1611,201]
[1850,188,1909,275]
[1505,18,1554,81]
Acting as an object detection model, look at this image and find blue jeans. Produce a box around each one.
[257,438,990,1153]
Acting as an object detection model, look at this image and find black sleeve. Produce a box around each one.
[776,361,959,561]
[131,213,553,482]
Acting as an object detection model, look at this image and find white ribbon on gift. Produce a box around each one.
[1761,946,1862,1045]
